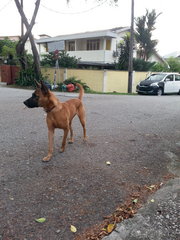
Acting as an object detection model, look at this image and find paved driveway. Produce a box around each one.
[0,86,180,240]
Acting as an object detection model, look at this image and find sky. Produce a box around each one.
[0,0,179,56]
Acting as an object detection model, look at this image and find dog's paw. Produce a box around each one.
[83,136,88,141]
[60,148,65,153]
[68,139,74,144]
[42,155,51,162]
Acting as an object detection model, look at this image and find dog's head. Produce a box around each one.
[23,80,50,108]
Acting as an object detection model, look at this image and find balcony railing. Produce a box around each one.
[67,50,115,63]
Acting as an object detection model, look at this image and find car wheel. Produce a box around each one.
[157,88,163,96]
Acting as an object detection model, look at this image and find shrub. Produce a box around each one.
[41,51,79,68]
[58,77,90,92]
[15,65,36,87]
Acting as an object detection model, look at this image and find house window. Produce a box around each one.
[68,41,75,51]
[87,39,100,50]
[43,43,48,52]
[106,39,111,50]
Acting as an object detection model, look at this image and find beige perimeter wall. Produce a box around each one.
[41,67,151,93]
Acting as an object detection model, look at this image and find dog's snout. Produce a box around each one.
[23,97,39,108]
[23,100,28,106]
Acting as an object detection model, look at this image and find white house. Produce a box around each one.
[36,27,131,65]
[0,28,167,67]
[163,51,180,59]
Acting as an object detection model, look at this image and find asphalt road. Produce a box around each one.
[0,86,180,240]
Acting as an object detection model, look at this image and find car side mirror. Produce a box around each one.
[165,78,170,82]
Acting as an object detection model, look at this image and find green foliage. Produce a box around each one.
[15,54,44,87]
[151,62,168,72]
[115,33,155,71]
[115,33,130,70]
[135,9,161,60]
[0,38,18,65]
[151,57,180,72]
[133,58,155,71]
[167,57,180,72]
[15,65,37,87]
[41,51,79,68]
[58,77,90,92]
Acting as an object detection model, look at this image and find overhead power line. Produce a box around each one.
[41,0,108,15]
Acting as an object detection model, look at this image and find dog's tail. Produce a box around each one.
[76,83,84,101]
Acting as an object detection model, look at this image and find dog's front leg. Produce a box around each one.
[43,129,54,162]
[60,128,69,153]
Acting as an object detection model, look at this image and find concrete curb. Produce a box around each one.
[103,178,180,240]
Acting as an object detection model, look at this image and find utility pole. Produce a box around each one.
[21,0,24,37]
[128,0,134,93]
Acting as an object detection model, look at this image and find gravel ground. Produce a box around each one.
[0,86,180,240]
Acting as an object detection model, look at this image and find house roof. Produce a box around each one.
[36,27,130,44]
[152,51,170,67]
[163,51,180,58]
[0,36,20,41]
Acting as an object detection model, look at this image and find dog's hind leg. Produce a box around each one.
[60,128,69,153]
[68,121,74,144]
[77,105,87,141]
[43,129,54,162]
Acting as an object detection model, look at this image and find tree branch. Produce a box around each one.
[14,0,41,79]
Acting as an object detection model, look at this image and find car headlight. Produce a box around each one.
[150,82,158,87]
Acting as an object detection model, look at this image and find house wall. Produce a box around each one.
[41,67,65,83]
[132,71,149,92]
[106,71,128,92]
[40,67,150,93]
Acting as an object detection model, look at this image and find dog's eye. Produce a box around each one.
[32,93,39,99]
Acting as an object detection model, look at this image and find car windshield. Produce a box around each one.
[146,74,166,82]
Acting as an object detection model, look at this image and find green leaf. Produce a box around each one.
[133,198,138,204]
[35,217,46,223]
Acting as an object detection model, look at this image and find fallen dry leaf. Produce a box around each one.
[106,161,111,165]
[70,225,77,233]
[107,223,116,234]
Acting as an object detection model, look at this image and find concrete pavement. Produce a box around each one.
[103,175,180,240]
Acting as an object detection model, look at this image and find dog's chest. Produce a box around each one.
[47,113,68,129]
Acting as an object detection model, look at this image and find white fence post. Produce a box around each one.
[64,68,67,81]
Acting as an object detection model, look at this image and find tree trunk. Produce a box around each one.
[14,0,41,80]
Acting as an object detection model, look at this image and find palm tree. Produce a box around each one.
[135,9,161,61]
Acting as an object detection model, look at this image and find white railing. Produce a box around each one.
[67,50,115,63]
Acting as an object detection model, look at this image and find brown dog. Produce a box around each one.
[24,81,87,161]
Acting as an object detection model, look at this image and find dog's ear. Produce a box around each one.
[34,79,41,88]
[40,80,49,96]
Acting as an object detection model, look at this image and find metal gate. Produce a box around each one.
[0,65,20,84]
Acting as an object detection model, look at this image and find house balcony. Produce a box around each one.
[67,50,115,64]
